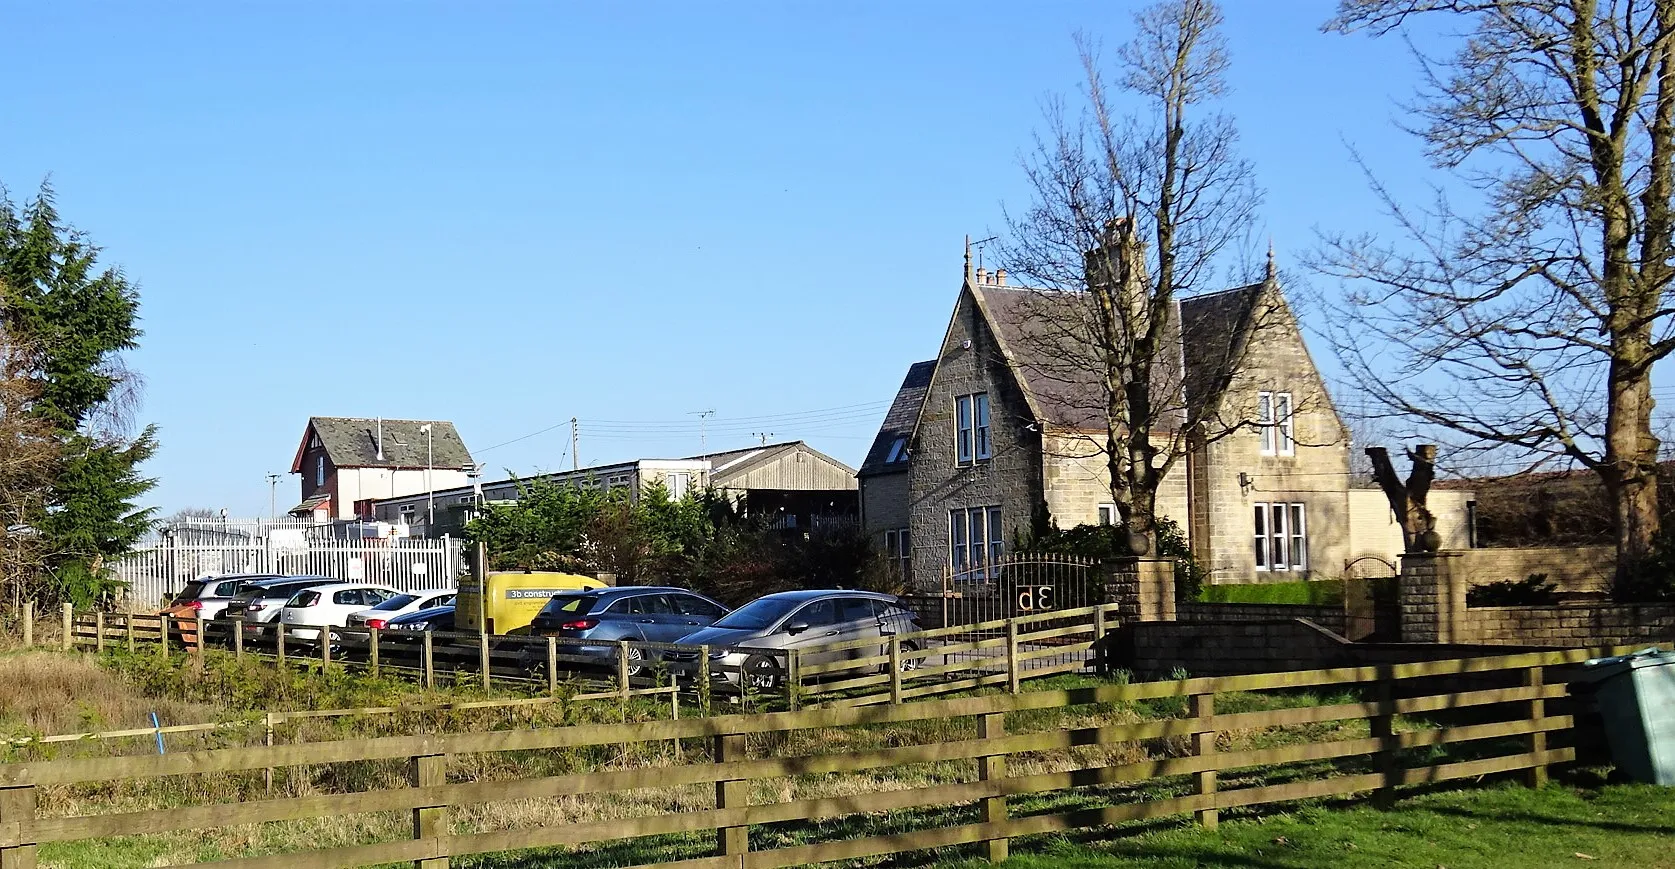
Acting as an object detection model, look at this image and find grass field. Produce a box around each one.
[933,781,1675,868]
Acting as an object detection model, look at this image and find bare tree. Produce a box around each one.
[1367,444,1439,551]
[0,321,59,608]
[1314,0,1675,578]
[1001,0,1265,551]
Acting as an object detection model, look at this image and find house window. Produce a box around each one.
[667,472,690,500]
[883,528,912,578]
[316,456,326,488]
[949,506,1002,579]
[1097,504,1116,526]
[1258,391,1295,456]
[885,437,909,464]
[399,505,416,524]
[955,393,992,464]
[1253,502,1308,571]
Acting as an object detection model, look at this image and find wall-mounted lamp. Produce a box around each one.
[1238,472,1255,495]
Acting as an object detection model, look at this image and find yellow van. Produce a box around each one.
[455,570,607,635]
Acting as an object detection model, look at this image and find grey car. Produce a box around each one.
[166,574,284,620]
[527,586,730,676]
[675,590,924,689]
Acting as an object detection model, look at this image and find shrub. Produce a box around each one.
[1013,507,1205,601]
[1467,573,1559,607]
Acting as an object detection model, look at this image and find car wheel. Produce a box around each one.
[898,640,922,672]
[741,654,783,691]
[621,644,646,678]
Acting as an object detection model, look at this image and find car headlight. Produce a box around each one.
[708,649,728,659]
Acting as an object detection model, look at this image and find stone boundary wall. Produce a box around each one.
[1460,603,1675,647]
[1110,616,1565,681]
[1176,602,1349,637]
[1457,546,1615,594]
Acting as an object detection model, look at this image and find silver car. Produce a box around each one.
[676,590,924,689]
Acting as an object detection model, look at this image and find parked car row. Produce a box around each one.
[166,574,927,686]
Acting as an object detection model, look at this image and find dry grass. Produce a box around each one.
[0,651,215,737]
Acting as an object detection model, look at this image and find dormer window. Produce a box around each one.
[885,437,909,464]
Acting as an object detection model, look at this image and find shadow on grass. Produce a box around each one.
[1425,803,1675,837]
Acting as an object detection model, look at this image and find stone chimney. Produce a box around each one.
[995,268,1006,286]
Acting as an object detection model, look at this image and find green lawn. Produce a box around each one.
[934,782,1675,869]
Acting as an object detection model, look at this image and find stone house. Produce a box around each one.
[859,257,1472,590]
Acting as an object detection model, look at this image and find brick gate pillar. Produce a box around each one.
[1397,552,1465,643]
[1102,558,1177,623]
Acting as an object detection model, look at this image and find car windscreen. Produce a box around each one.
[711,598,801,631]
[538,594,599,618]
[173,581,208,602]
[289,590,322,607]
[369,593,419,612]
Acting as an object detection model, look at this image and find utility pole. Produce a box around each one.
[419,424,435,529]
[752,432,774,446]
[570,418,579,471]
[690,409,715,453]
[266,473,280,523]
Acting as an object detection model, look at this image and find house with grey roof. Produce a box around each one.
[861,258,1473,590]
[290,417,475,523]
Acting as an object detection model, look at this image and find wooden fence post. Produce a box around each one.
[713,732,749,862]
[889,635,904,705]
[978,712,1008,862]
[126,608,136,655]
[479,633,491,690]
[786,649,801,711]
[1092,606,1107,673]
[157,615,168,659]
[546,637,558,696]
[1192,692,1218,829]
[1373,674,1397,808]
[1526,665,1549,788]
[233,620,243,661]
[60,604,71,652]
[320,630,332,670]
[410,752,448,868]
[0,784,38,869]
[194,612,205,670]
[617,640,631,720]
[275,625,286,668]
[369,628,380,678]
[1005,619,1020,694]
[422,631,435,690]
[20,601,31,649]
[95,612,105,654]
[698,646,712,718]
[263,712,275,796]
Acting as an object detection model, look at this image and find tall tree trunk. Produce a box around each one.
[1606,359,1661,577]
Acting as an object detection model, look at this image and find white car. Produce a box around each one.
[279,582,402,643]
[346,588,457,630]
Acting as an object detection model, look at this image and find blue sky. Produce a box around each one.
[1,1,1442,516]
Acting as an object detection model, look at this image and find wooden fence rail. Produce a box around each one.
[0,643,1651,869]
[54,603,1123,714]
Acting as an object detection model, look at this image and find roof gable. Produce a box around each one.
[294,417,474,471]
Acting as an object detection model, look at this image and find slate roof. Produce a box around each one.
[297,417,474,471]
[858,361,936,477]
[1179,282,1266,416]
[978,285,1189,431]
[866,280,1267,453]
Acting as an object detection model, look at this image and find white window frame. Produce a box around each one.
[1253,502,1308,572]
[1258,391,1295,457]
[955,393,991,465]
[884,528,911,577]
[949,506,1002,579]
[666,472,690,500]
[1097,504,1116,526]
[316,456,326,487]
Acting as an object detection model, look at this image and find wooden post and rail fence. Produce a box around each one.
[27,602,1119,715]
[0,645,1634,869]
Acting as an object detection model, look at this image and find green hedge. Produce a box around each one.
[1197,579,1345,606]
